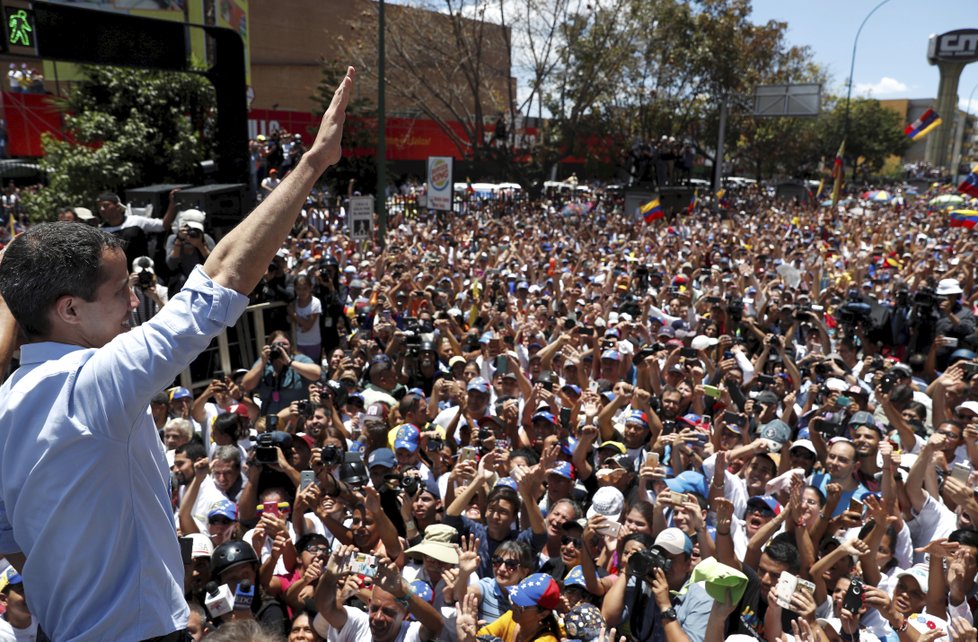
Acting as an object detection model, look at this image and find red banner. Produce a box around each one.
[2,91,64,157]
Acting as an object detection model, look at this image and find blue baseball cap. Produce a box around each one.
[479,332,494,344]
[563,565,588,589]
[169,386,192,401]
[368,447,397,469]
[532,410,557,425]
[466,377,490,394]
[0,567,23,592]
[495,477,518,491]
[394,424,420,453]
[208,499,237,521]
[601,349,621,362]
[561,384,582,395]
[408,579,434,604]
[663,470,707,498]
[624,410,649,428]
[508,573,561,610]
[547,461,575,480]
[746,495,783,516]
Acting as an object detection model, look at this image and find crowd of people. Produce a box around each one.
[2,66,978,642]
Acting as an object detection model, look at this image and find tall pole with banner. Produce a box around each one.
[426,156,454,211]
[926,30,978,172]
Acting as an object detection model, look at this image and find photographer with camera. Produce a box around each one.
[129,255,168,325]
[165,215,215,296]
[602,528,695,642]
[242,330,322,415]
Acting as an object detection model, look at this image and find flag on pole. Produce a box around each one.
[830,140,845,207]
[904,108,942,141]
[640,198,664,223]
[959,166,978,199]
[687,191,697,214]
[815,179,825,200]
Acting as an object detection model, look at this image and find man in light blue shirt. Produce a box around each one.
[0,67,357,642]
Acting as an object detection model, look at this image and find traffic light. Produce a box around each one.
[1,0,37,56]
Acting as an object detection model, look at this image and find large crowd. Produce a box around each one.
[3,77,978,642]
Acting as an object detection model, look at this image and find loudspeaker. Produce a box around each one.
[173,184,253,236]
[125,184,193,218]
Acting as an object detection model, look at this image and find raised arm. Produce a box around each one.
[203,68,355,293]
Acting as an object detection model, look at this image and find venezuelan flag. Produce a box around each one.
[959,170,978,199]
[830,140,845,207]
[904,108,942,141]
[640,198,664,223]
[687,191,697,214]
[949,209,978,229]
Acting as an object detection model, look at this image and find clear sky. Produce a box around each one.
[749,0,978,113]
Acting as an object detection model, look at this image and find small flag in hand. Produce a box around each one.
[904,108,942,141]
[687,191,697,214]
[641,198,664,223]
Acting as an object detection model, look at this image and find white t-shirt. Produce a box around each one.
[314,606,422,642]
[295,296,323,346]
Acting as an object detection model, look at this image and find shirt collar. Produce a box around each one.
[19,341,89,366]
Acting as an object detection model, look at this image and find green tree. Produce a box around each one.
[817,97,911,178]
[24,65,215,221]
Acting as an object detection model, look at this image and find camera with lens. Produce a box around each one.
[255,433,279,465]
[727,297,744,324]
[138,271,153,288]
[814,361,829,376]
[427,438,445,452]
[188,228,203,239]
[324,380,348,407]
[321,444,342,466]
[627,547,671,578]
[269,344,288,361]
[296,400,309,416]
[401,475,420,496]
[912,287,937,310]
[835,300,872,327]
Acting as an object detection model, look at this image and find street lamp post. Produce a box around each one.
[376,0,387,245]
[843,0,896,140]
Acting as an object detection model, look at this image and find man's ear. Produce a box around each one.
[52,294,84,327]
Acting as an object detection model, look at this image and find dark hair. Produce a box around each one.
[949,528,978,549]
[175,441,207,462]
[296,533,331,554]
[510,448,539,466]
[0,223,125,338]
[495,540,533,568]
[764,538,801,573]
[487,486,521,513]
[621,532,655,549]
[212,412,244,441]
[624,500,656,527]
[803,485,826,506]
[96,192,121,204]
[398,392,424,417]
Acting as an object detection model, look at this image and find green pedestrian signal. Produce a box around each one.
[7,8,30,47]
[3,5,35,54]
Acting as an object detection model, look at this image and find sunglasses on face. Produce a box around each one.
[561,536,583,549]
[491,556,520,569]
[208,517,234,526]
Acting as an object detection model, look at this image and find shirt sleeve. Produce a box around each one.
[81,265,249,439]
[677,582,714,642]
